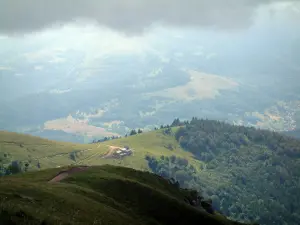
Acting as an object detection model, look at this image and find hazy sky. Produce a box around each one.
[0,0,299,35]
[0,0,299,80]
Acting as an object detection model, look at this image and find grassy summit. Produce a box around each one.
[0,165,249,225]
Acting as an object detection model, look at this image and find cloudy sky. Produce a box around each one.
[0,0,299,35]
[0,0,299,74]
[0,0,299,133]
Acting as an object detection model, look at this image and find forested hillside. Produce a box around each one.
[147,118,300,225]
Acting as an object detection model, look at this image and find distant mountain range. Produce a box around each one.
[284,129,300,139]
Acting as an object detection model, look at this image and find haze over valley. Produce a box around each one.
[1,3,300,142]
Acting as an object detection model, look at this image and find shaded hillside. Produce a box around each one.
[0,165,250,225]
[171,118,300,225]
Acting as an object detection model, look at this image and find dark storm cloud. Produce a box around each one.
[0,0,296,34]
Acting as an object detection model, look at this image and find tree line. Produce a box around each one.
[0,160,30,176]
[91,118,187,143]
[146,154,216,215]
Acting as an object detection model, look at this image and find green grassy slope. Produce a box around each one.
[0,129,221,198]
[0,131,88,168]
[94,128,202,170]
[0,129,200,172]
[3,123,299,225]
[0,165,249,225]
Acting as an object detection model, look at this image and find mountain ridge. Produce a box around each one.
[1,118,300,225]
[0,164,252,225]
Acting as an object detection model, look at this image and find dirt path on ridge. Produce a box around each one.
[48,166,90,183]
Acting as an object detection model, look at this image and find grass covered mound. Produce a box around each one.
[0,165,252,225]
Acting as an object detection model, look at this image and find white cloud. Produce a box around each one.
[23,48,67,62]
[48,57,66,64]
[160,57,171,63]
[49,89,72,94]
[34,65,44,71]
[0,66,12,71]
[193,51,204,56]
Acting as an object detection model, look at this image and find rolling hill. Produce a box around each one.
[1,118,300,225]
[0,165,249,225]
[0,128,203,174]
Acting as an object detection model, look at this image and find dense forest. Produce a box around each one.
[146,154,197,187]
[176,117,300,160]
[147,118,300,225]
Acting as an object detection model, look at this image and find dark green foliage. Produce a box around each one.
[69,152,76,161]
[171,118,189,127]
[168,178,180,188]
[69,150,83,162]
[6,161,23,175]
[138,129,143,134]
[175,118,300,161]
[165,143,174,150]
[0,159,32,176]
[0,153,10,176]
[0,165,5,176]
[174,118,300,225]
[201,199,214,214]
[130,129,138,136]
[145,155,197,188]
[163,127,172,135]
[24,163,29,172]
[171,118,182,127]
[0,153,10,164]
[92,136,122,143]
[0,209,41,225]
[145,156,218,215]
